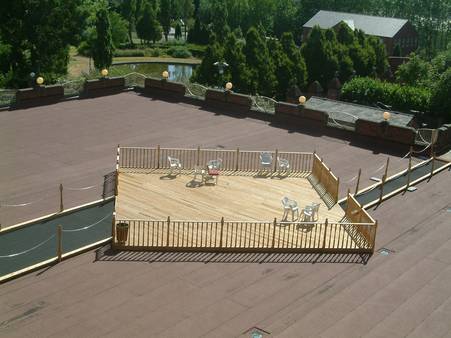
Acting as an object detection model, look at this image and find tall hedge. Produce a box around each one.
[341,77,431,113]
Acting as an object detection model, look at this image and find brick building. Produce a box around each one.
[302,10,418,56]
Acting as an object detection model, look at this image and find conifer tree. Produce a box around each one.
[93,7,113,70]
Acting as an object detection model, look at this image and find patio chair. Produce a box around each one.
[260,152,273,172]
[282,197,299,221]
[207,158,222,170]
[193,165,206,182]
[302,203,320,222]
[277,157,290,174]
[167,156,182,176]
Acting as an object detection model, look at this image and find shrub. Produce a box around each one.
[150,48,161,57]
[113,49,145,57]
[341,77,431,113]
[167,46,192,58]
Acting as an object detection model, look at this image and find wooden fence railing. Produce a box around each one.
[113,217,375,253]
[344,193,377,251]
[118,146,314,173]
[311,153,340,204]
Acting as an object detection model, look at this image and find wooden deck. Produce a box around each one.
[116,171,345,222]
[114,171,375,252]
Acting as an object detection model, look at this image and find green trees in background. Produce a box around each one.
[136,1,162,44]
[159,0,171,41]
[120,0,137,46]
[92,7,114,70]
[0,0,84,87]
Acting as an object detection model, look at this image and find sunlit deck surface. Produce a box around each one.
[116,171,344,222]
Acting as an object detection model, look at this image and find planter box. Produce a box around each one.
[15,85,64,108]
[82,77,126,98]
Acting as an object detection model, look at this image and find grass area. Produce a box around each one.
[112,56,201,64]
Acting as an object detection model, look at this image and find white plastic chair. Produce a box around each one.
[168,156,182,176]
[282,197,299,221]
[303,203,320,222]
[193,165,206,182]
[277,157,290,174]
[260,152,273,172]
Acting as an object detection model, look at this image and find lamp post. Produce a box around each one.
[36,76,44,86]
[214,61,229,88]
[225,82,233,92]
[162,70,169,81]
[381,111,391,135]
[298,95,306,105]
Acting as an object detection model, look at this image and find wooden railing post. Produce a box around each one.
[157,144,161,169]
[271,218,277,248]
[111,212,116,245]
[116,144,120,168]
[219,217,224,248]
[59,183,64,212]
[273,149,279,173]
[196,146,200,166]
[322,219,328,249]
[354,168,362,195]
[379,174,386,203]
[235,148,240,171]
[336,177,340,203]
[166,216,171,247]
[384,157,390,179]
[430,156,435,178]
[405,147,413,190]
[372,220,378,252]
[57,224,62,262]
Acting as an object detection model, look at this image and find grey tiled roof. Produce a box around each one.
[303,10,408,38]
[306,96,414,127]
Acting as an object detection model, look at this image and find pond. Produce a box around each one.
[109,63,195,83]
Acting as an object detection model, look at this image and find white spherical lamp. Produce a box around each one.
[383,111,391,121]
[225,82,233,91]
[36,76,44,85]
[298,95,306,105]
[101,68,109,77]
[162,70,169,79]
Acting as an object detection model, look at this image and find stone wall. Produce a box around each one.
[275,102,328,125]
[15,85,64,108]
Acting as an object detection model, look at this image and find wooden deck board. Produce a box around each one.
[115,171,364,250]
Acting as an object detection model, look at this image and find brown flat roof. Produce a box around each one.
[1,92,450,337]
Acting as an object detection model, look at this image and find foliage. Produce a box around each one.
[159,0,171,41]
[430,68,451,122]
[223,32,251,93]
[92,7,114,70]
[120,0,137,45]
[167,46,192,58]
[395,54,432,86]
[113,49,145,57]
[136,1,162,44]
[341,77,431,113]
[244,27,277,96]
[175,23,182,40]
[0,0,85,87]
[191,33,223,86]
[109,11,129,48]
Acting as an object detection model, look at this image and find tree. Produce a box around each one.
[136,1,162,44]
[273,0,297,38]
[175,22,182,40]
[223,32,250,93]
[430,68,451,122]
[121,0,137,46]
[109,11,129,48]
[191,33,223,86]
[244,27,276,96]
[0,0,85,87]
[395,53,431,86]
[92,7,114,70]
[159,0,171,41]
[269,38,294,100]
[301,26,338,88]
[280,32,308,89]
[180,0,194,39]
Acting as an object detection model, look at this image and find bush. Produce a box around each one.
[341,77,431,113]
[113,49,145,57]
[167,46,192,58]
[149,48,161,57]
